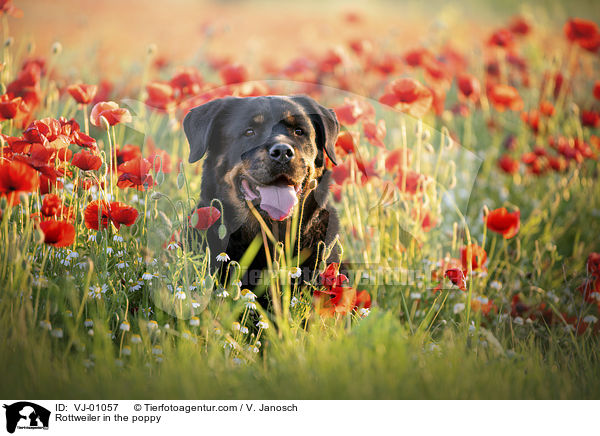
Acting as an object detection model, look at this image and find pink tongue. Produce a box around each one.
[256,184,298,221]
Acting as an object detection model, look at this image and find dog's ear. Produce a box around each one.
[183,98,228,164]
[291,95,340,166]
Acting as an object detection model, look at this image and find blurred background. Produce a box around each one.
[12,0,600,81]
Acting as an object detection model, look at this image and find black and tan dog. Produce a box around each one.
[183,95,341,304]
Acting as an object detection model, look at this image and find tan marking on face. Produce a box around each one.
[284,113,296,125]
[223,162,248,217]
[252,114,264,124]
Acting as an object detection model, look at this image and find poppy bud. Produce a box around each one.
[52,41,62,55]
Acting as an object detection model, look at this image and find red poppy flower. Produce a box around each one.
[319,263,349,288]
[330,184,342,202]
[444,268,467,291]
[0,160,40,205]
[41,193,63,218]
[146,138,172,173]
[71,149,102,171]
[587,252,600,277]
[117,157,155,190]
[109,202,139,229]
[396,170,427,195]
[170,67,203,98]
[385,148,412,172]
[354,290,371,309]
[6,61,42,111]
[333,98,375,126]
[39,174,61,195]
[335,130,358,155]
[67,83,98,105]
[456,74,481,102]
[145,81,175,111]
[39,219,75,248]
[315,285,357,317]
[90,101,132,128]
[564,18,599,48]
[1,0,23,17]
[498,154,519,174]
[487,28,515,49]
[539,101,555,117]
[219,63,248,85]
[331,159,353,185]
[403,47,433,67]
[116,144,142,165]
[487,84,524,112]
[594,81,600,100]
[461,243,487,271]
[509,16,531,36]
[546,155,565,172]
[362,119,386,148]
[379,78,433,118]
[471,298,497,316]
[190,206,221,230]
[484,207,520,239]
[84,200,138,230]
[581,110,600,128]
[0,95,27,121]
[84,200,111,230]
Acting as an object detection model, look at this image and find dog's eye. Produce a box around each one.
[243,128,255,137]
[294,128,304,136]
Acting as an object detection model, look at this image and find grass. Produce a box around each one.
[1,1,600,400]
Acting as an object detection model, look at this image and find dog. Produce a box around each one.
[183,95,342,307]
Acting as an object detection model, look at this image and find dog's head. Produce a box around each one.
[184,95,339,224]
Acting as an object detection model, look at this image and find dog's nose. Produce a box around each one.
[269,143,295,164]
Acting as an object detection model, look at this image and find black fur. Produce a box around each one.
[183,95,341,307]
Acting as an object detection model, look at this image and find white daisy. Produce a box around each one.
[232,322,241,331]
[216,252,230,262]
[113,235,124,243]
[583,315,598,323]
[241,289,256,301]
[256,319,269,329]
[122,346,132,356]
[119,321,130,331]
[39,320,52,330]
[290,267,302,279]
[175,289,186,300]
[66,251,79,261]
[191,299,201,309]
[142,272,154,280]
[245,301,257,311]
[131,334,142,344]
[240,326,249,334]
[147,320,159,330]
[88,234,97,242]
[152,346,163,355]
[513,317,524,326]
[190,316,200,326]
[290,296,299,308]
[116,261,128,269]
[84,318,94,328]
[166,242,179,251]
[358,308,370,318]
[216,288,229,298]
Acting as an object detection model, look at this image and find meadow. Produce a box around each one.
[1,0,599,399]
